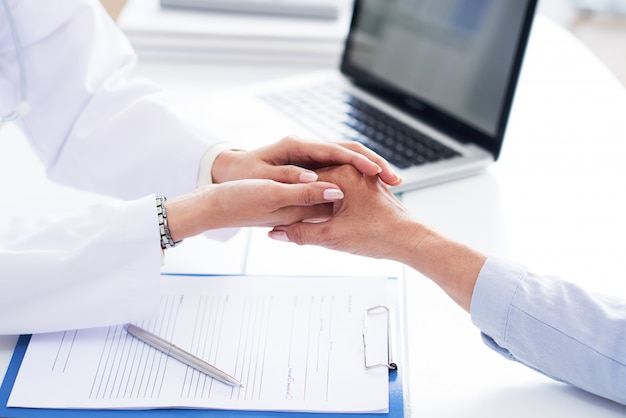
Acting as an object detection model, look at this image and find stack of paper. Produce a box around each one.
[7,275,391,413]
[117,0,354,65]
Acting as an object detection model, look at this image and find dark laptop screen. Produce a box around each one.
[341,0,537,158]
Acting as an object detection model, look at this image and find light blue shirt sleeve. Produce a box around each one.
[470,257,626,405]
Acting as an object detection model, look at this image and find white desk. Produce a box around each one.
[2,13,626,417]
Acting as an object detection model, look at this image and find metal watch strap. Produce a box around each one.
[156,195,181,250]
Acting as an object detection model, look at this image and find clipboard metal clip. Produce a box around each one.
[362,305,398,371]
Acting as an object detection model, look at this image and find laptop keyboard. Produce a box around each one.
[261,82,461,169]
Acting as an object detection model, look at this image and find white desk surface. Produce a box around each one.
[2,13,626,417]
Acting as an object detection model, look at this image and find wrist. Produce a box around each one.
[198,143,243,186]
[156,196,182,250]
[405,224,486,312]
[211,149,246,184]
[389,219,431,266]
[163,186,230,243]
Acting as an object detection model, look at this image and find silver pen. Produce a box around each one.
[124,323,243,387]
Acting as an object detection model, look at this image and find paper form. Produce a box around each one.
[8,275,390,413]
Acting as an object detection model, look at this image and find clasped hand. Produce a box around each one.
[165,136,402,242]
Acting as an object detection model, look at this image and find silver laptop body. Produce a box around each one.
[205,0,538,192]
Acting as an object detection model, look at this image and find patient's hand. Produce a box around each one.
[269,165,423,260]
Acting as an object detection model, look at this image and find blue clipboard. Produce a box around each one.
[0,277,408,417]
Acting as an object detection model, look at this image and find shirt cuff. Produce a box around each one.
[470,256,527,345]
[197,142,243,186]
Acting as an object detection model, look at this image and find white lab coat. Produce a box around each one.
[0,0,221,334]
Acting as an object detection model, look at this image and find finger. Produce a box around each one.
[269,224,314,245]
[269,221,334,247]
[276,136,402,186]
[262,164,320,184]
[297,204,334,224]
[337,142,403,186]
[269,228,292,243]
[283,137,384,175]
[271,181,344,208]
[261,205,334,228]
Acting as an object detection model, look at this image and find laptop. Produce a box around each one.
[205,0,538,192]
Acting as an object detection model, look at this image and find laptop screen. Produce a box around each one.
[341,0,536,158]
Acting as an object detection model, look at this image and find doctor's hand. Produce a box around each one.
[210,135,402,187]
[164,178,344,243]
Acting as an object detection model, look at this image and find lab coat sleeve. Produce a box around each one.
[470,256,626,405]
[0,195,162,335]
[0,0,217,199]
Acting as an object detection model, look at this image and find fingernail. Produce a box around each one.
[299,171,318,183]
[269,230,290,242]
[303,217,329,224]
[323,188,344,201]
